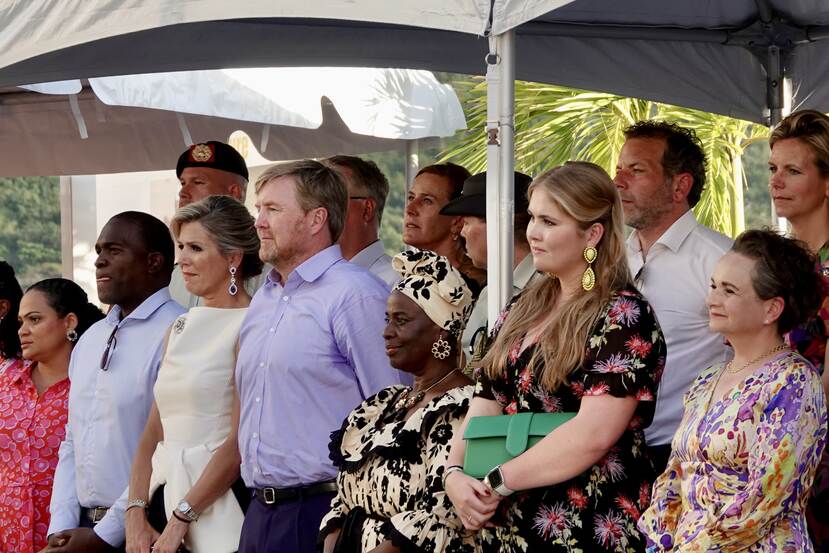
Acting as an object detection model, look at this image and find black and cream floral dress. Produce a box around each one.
[475,287,665,553]
[320,385,478,552]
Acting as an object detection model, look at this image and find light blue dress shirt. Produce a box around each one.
[236,245,403,489]
[48,288,185,546]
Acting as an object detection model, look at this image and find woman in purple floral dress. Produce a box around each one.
[639,230,827,552]
[444,162,665,552]
[769,110,829,550]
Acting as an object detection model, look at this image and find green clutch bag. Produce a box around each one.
[462,412,577,478]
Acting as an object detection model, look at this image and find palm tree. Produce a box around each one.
[440,78,769,237]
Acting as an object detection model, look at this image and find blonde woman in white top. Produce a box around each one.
[125,195,262,553]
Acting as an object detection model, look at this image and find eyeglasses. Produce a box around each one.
[100,324,119,371]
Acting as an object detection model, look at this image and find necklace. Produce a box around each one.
[395,369,459,411]
[724,343,789,374]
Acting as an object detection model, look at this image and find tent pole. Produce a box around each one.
[59,176,74,279]
[767,45,792,230]
[404,139,419,193]
[485,30,516,328]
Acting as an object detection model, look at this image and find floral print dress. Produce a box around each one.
[474,287,665,553]
[0,358,70,553]
[787,242,829,552]
[320,385,478,552]
[638,352,827,552]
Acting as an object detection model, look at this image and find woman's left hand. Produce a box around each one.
[150,518,189,553]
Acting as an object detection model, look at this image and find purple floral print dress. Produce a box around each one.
[787,242,829,552]
[475,287,665,552]
[638,351,827,552]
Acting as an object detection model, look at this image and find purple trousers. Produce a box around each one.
[237,492,335,553]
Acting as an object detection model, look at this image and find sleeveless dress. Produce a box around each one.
[149,307,247,553]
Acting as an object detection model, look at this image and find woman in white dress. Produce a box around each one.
[125,195,263,553]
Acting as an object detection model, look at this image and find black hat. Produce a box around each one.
[440,171,532,218]
[176,141,249,181]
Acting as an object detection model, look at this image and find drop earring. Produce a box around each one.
[582,246,597,291]
[431,336,451,360]
[228,266,238,296]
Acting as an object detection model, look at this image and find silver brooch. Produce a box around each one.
[173,317,186,334]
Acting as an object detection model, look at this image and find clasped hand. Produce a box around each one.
[444,471,502,531]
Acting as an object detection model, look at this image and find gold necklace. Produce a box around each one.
[724,343,789,374]
[394,369,459,411]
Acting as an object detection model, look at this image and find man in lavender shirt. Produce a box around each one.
[235,159,402,553]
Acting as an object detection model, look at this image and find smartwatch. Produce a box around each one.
[483,464,515,496]
[175,500,199,522]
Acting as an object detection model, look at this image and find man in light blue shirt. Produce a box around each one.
[45,212,185,552]
[236,160,402,553]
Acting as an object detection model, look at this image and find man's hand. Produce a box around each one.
[42,528,116,553]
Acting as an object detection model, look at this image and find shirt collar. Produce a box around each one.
[6,358,30,385]
[349,240,386,268]
[106,287,175,325]
[627,209,698,254]
[513,254,536,288]
[266,244,344,286]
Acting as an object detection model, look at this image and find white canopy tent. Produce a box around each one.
[2,0,827,322]
[1,67,465,176]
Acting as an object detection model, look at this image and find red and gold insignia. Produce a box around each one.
[189,143,214,163]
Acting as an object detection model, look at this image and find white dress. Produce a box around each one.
[149,306,247,553]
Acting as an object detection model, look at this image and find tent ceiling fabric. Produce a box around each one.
[0,0,492,66]
[3,1,829,124]
[491,0,829,123]
[0,67,466,176]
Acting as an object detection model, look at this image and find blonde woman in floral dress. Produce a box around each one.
[639,230,828,552]
[445,162,665,552]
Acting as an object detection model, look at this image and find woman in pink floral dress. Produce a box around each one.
[445,162,665,552]
[0,279,103,553]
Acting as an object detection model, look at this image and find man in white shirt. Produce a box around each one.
[45,212,185,552]
[169,141,265,307]
[325,155,397,286]
[440,171,537,370]
[614,120,733,473]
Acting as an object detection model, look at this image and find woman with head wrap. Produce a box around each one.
[320,249,477,553]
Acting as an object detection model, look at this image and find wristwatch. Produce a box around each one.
[175,500,199,522]
[483,464,515,496]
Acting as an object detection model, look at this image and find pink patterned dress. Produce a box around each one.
[0,358,70,553]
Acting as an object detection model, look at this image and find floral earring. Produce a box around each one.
[582,246,597,291]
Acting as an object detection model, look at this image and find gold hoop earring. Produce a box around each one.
[582,246,597,291]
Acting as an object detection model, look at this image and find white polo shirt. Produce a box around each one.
[627,210,733,447]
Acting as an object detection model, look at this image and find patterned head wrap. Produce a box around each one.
[392,249,474,337]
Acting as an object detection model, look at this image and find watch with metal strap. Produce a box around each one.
[483,464,515,496]
[175,500,199,522]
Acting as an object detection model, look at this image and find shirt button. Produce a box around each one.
[253,432,258,438]
[283,296,289,301]
[259,362,265,367]
[269,327,275,333]
[255,397,261,403]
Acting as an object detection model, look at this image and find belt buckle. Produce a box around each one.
[92,507,108,523]
[262,487,276,505]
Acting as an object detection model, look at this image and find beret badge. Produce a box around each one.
[190,143,214,163]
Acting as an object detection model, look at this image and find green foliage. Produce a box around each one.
[742,140,774,229]
[0,177,62,287]
[440,78,769,237]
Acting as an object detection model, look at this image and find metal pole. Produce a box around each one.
[404,139,419,193]
[485,30,516,327]
[767,45,792,231]
[59,176,74,279]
